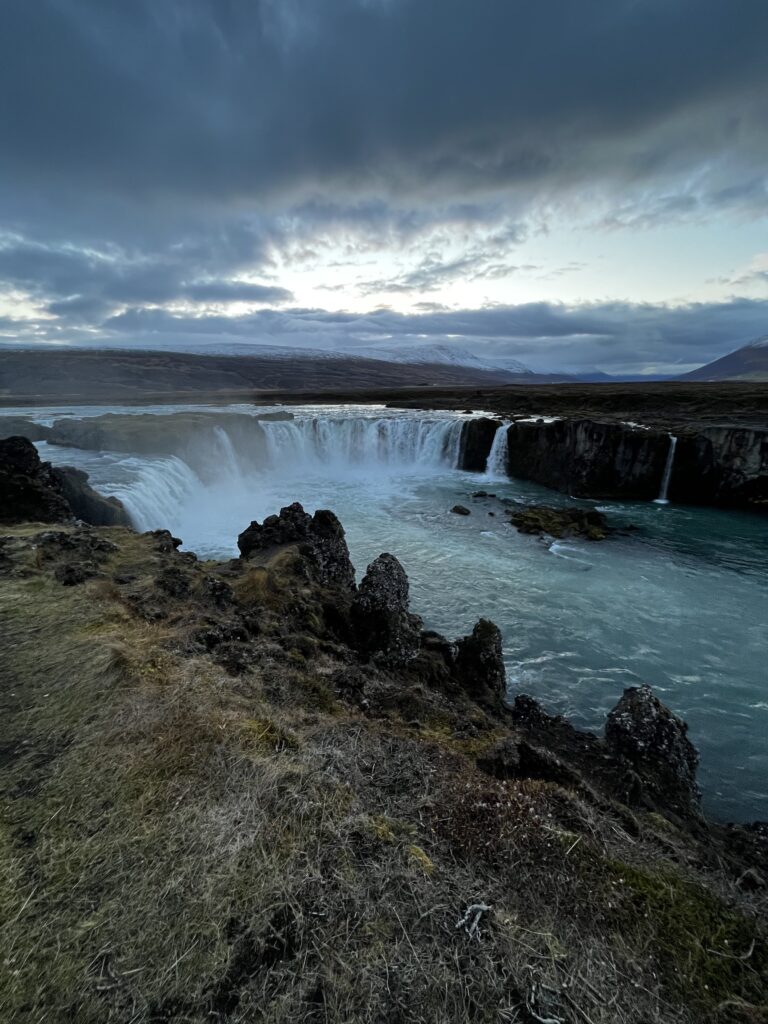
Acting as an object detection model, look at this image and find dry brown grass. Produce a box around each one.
[0,525,765,1023]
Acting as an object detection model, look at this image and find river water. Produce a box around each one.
[11,402,767,823]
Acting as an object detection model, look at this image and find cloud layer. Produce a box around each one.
[0,0,767,372]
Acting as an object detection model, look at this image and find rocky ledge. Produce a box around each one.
[0,435,130,527]
[459,417,768,510]
[1,501,766,1022]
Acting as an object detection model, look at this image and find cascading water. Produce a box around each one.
[654,434,678,505]
[261,415,465,471]
[484,424,510,480]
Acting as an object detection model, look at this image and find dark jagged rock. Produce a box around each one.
[458,417,502,471]
[606,685,700,817]
[508,504,613,540]
[450,504,471,516]
[52,466,130,527]
[0,436,131,527]
[351,553,421,667]
[237,502,355,590]
[0,436,73,524]
[453,618,506,708]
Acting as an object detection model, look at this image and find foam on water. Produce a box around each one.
[30,405,768,823]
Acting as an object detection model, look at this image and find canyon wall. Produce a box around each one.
[459,418,768,510]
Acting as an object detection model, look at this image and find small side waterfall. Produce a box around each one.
[654,434,678,505]
[484,424,510,479]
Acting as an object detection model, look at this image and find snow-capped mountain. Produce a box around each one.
[682,334,768,381]
[106,338,537,376]
[349,342,533,374]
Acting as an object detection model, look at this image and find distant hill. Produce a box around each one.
[0,346,568,405]
[682,335,768,381]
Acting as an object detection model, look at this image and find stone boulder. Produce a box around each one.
[453,618,506,708]
[0,436,73,524]
[605,685,700,817]
[237,502,355,590]
[351,553,421,667]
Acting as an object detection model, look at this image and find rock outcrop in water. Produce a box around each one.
[507,504,613,540]
[1,492,767,1022]
[0,435,130,527]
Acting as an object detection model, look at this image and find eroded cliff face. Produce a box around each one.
[503,419,670,500]
[458,416,501,471]
[0,436,130,527]
[671,427,768,509]
[461,417,768,510]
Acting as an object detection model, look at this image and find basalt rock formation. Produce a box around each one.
[671,427,768,508]
[458,416,501,471]
[0,435,130,527]
[54,465,131,527]
[606,684,700,819]
[351,552,422,668]
[459,416,768,510]
[238,501,356,590]
[0,435,73,524]
[504,419,669,500]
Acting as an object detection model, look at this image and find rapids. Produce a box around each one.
[17,402,768,823]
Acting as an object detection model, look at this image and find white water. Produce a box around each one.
[23,404,768,823]
[484,423,510,479]
[654,434,678,505]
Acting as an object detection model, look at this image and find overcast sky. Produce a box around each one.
[1,0,767,374]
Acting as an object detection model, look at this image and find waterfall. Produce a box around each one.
[259,415,464,472]
[37,412,471,537]
[654,434,678,505]
[101,455,201,531]
[484,424,509,480]
[212,425,244,478]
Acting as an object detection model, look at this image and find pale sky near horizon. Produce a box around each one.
[1,1,767,375]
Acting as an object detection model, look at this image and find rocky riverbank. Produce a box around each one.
[0,439,767,1022]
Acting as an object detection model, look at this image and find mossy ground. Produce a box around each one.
[0,525,765,1023]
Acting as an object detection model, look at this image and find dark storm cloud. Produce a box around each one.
[0,0,767,371]
[0,237,292,316]
[1,0,767,212]
[97,297,768,374]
